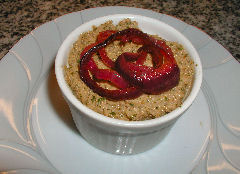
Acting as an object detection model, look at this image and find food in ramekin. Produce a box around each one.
[64,19,195,121]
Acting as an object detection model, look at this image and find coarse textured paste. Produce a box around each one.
[64,19,195,121]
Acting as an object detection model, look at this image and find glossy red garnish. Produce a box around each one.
[79,28,180,100]
[97,30,116,68]
[93,69,129,89]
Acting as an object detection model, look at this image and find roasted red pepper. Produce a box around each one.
[97,30,116,68]
[79,28,180,100]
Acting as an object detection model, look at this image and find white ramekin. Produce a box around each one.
[55,14,202,155]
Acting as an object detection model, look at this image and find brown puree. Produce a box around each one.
[64,19,195,121]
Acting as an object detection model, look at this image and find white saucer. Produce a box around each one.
[0,6,239,174]
[32,68,210,174]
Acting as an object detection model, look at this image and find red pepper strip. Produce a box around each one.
[93,69,129,89]
[138,45,163,68]
[79,28,179,100]
[97,49,115,68]
[118,28,152,45]
[115,39,180,94]
[79,39,130,90]
[96,29,149,68]
[80,42,99,60]
[113,28,179,94]
[79,43,99,72]
[97,30,117,68]
[80,62,142,100]
[116,53,180,94]
[79,33,142,100]
[136,50,147,65]
[119,33,145,45]
[97,30,117,42]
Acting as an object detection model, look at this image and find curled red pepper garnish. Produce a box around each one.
[79,28,180,100]
[97,30,117,68]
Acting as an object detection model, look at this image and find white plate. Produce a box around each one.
[0,7,239,174]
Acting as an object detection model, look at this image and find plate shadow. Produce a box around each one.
[47,65,78,134]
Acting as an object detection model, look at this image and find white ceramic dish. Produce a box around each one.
[55,14,202,155]
[0,6,239,174]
